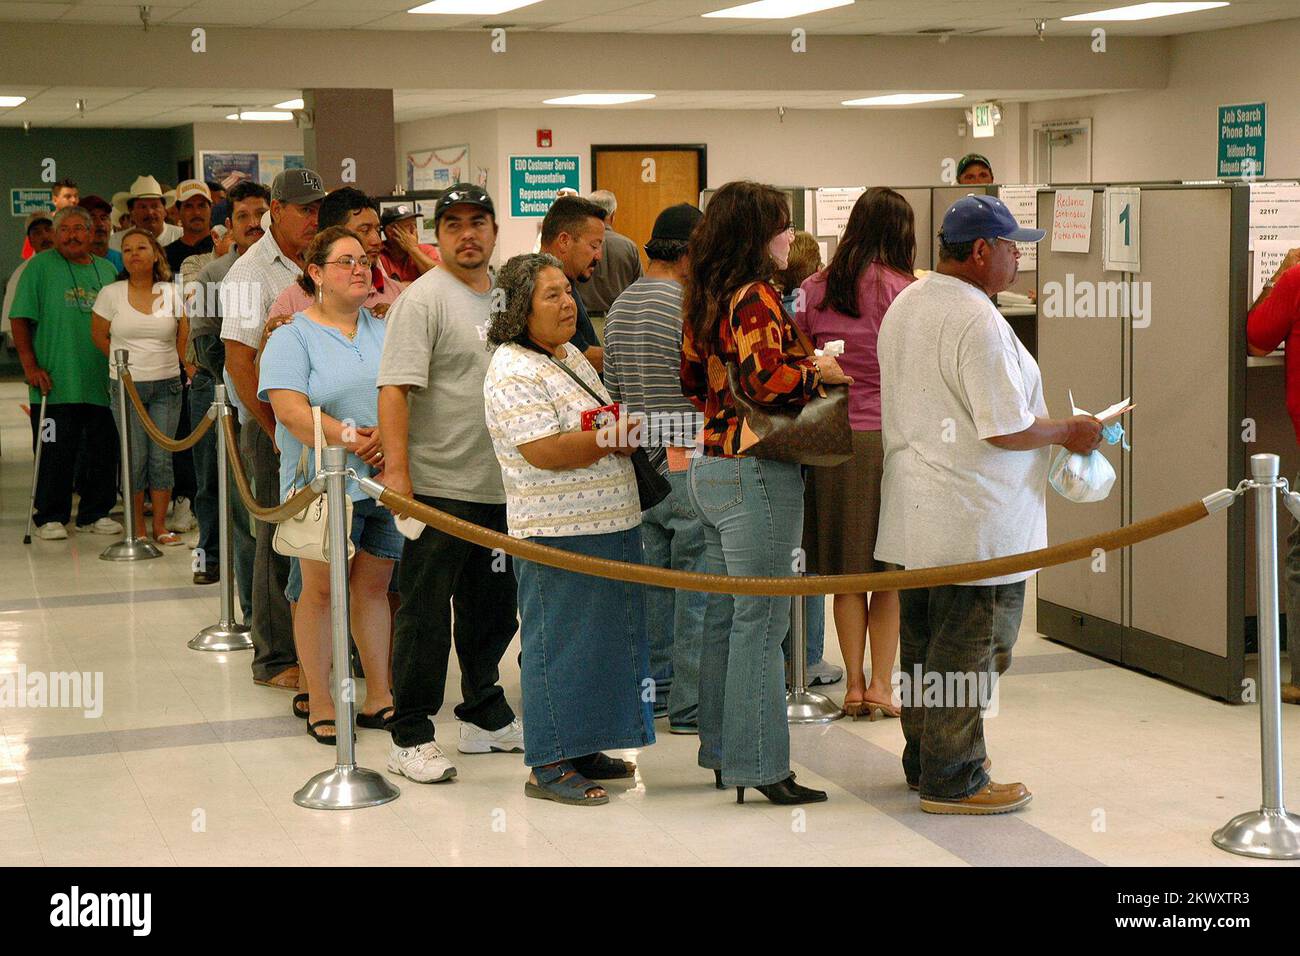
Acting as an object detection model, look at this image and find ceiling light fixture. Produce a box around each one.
[274,98,305,110]
[543,93,656,106]
[226,111,294,122]
[407,0,542,13]
[0,95,27,108]
[842,93,964,106]
[704,0,853,18]
[1062,2,1229,22]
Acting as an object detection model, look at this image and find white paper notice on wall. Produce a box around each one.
[814,186,865,238]
[1050,189,1093,253]
[1251,240,1295,301]
[1249,181,1300,250]
[1102,187,1141,273]
[997,184,1045,271]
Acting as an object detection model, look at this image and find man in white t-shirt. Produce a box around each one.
[875,194,1101,816]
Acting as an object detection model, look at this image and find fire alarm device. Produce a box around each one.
[537,129,552,148]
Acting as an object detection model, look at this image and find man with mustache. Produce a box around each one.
[539,195,607,374]
[186,181,270,598]
[377,184,523,784]
[110,176,182,251]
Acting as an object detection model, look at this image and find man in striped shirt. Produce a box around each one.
[603,203,706,733]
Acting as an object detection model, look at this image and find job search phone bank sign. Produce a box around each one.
[509,155,580,218]
[1218,102,1266,178]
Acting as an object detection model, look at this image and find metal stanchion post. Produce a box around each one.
[294,445,399,810]
[786,594,843,724]
[101,349,162,562]
[189,385,253,652]
[1213,453,1300,859]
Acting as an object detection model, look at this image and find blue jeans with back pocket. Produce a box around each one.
[689,454,804,788]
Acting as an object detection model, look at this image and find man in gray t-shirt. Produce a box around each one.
[377,184,522,783]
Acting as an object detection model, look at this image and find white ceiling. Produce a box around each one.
[0,85,1126,126]
[0,0,1292,35]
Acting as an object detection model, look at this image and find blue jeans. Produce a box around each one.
[111,376,181,494]
[689,455,804,788]
[189,367,218,568]
[640,470,707,727]
[516,528,655,767]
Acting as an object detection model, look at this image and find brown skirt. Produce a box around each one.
[802,430,885,575]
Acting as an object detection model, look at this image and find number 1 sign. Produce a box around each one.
[1103,186,1141,272]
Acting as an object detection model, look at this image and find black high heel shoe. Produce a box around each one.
[713,769,723,790]
[736,774,827,805]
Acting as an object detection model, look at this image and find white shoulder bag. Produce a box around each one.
[272,406,355,563]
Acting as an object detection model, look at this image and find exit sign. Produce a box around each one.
[972,102,996,139]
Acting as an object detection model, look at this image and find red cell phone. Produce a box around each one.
[581,404,620,431]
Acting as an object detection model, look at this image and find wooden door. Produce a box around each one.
[593,146,705,268]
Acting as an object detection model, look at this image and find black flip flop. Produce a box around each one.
[356,706,395,730]
[307,719,337,745]
[292,693,309,720]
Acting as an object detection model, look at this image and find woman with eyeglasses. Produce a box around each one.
[681,181,852,806]
[258,225,400,745]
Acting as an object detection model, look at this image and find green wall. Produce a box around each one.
[0,126,192,279]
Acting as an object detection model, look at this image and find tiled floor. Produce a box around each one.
[1,379,1296,867]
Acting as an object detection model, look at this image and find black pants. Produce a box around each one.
[239,421,295,681]
[30,402,118,528]
[171,378,197,502]
[388,496,518,747]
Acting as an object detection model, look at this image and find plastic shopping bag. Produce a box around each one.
[1047,391,1130,504]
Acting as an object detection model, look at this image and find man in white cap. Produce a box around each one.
[110,175,182,250]
[165,179,214,274]
[220,167,325,691]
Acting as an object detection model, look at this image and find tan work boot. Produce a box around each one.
[920,781,1032,815]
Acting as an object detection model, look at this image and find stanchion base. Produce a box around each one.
[99,537,163,562]
[188,622,253,652]
[786,689,845,724]
[1212,807,1300,860]
[293,765,400,810]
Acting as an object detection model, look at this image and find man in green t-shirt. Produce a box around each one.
[9,205,123,541]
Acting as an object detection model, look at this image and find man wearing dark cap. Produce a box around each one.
[875,195,1099,815]
[78,195,124,272]
[219,167,325,691]
[377,184,522,784]
[956,153,994,185]
[603,203,707,732]
[378,203,440,283]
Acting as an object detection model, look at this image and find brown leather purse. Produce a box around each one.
[724,283,853,467]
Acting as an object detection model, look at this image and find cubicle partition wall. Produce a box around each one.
[1035,183,1254,701]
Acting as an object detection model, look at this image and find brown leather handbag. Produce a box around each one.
[724,283,853,467]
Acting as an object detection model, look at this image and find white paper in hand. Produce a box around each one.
[394,514,425,541]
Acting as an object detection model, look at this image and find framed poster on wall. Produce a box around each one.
[407,145,469,192]
[198,151,305,188]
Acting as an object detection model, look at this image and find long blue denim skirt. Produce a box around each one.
[515,527,656,768]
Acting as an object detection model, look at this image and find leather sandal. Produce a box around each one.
[254,665,301,691]
[524,762,608,806]
[570,751,636,779]
[307,719,337,745]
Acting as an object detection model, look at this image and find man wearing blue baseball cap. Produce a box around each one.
[874,194,1101,815]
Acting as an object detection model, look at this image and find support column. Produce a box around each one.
[302,89,396,195]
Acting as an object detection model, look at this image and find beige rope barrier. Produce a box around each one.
[375,485,1213,596]
[220,416,322,524]
[120,369,215,453]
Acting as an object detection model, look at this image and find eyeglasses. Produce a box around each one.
[325,255,372,270]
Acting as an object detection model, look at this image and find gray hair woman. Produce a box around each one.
[483,252,654,806]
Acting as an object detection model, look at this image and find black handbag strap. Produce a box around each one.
[547,352,609,408]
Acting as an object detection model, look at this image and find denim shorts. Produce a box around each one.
[285,497,403,601]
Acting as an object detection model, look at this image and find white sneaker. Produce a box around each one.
[807,659,844,686]
[387,741,457,783]
[166,497,196,532]
[458,717,524,754]
[35,522,68,541]
[89,517,123,535]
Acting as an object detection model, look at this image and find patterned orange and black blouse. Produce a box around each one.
[681,280,822,457]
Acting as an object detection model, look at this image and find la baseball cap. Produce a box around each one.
[940,194,1044,244]
[271,168,326,205]
[434,184,495,223]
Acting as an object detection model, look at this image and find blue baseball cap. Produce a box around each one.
[940,194,1045,244]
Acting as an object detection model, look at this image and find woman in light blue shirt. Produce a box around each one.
[259,226,402,745]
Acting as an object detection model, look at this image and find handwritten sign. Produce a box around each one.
[1050,189,1093,254]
